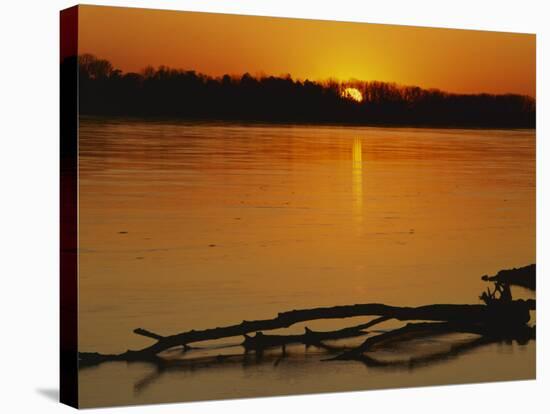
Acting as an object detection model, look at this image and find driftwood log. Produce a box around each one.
[482,264,535,291]
[79,264,536,367]
[131,323,535,394]
[242,317,390,351]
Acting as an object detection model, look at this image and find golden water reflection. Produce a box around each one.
[77,119,535,406]
[352,137,363,229]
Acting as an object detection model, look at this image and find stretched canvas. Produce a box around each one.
[60,5,536,408]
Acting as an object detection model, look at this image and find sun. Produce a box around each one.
[342,87,363,103]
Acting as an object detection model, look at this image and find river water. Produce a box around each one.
[77,118,535,407]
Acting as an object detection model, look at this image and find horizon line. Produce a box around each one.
[73,53,536,100]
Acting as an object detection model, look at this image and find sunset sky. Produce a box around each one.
[77,5,535,97]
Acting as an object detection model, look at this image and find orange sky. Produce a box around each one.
[77,5,535,97]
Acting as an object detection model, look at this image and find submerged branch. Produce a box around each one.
[331,322,484,361]
[132,324,535,394]
[242,316,391,351]
[358,335,497,369]
[78,264,536,367]
[79,299,533,366]
[77,263,536,396]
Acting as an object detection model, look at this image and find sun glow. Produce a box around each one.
[342,87,363,103]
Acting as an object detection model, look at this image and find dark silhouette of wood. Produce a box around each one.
[102,264,535,393]
[134,328,164,341]
[242,316,390,351]
[79,264,535,369]
[482,264,535,291]
[131,324,534,394]
[332,322,489,360]
[357,335,497,369]
[79,299,534,366]
[355,323,535,367]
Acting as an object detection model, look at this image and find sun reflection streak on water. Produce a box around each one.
[352,137,363,230]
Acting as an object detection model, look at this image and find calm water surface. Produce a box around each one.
[78,118,535,407]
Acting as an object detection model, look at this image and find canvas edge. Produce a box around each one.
[60,4,79,409]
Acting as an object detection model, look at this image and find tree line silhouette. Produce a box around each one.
[72,54,535,128]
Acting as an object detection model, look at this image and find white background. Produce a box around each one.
[0,0,548,412]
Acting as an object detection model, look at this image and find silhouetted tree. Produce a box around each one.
[72,54,535,128]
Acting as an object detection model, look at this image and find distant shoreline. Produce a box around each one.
[79,114,536,131]
[67,55,536,130]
